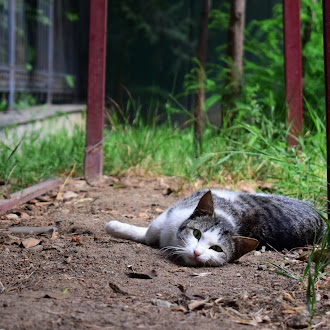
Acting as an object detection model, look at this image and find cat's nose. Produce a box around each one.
[194,250,201,257]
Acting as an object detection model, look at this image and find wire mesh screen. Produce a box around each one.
[0,0,84,109]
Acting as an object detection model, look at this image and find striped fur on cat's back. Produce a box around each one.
[212,191,324,250]
[106,189,324,266]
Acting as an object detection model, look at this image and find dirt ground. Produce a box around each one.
[0,176,329,329]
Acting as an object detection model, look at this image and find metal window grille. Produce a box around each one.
[0,0,83,110]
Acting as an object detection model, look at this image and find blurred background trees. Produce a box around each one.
[1,0,324,140]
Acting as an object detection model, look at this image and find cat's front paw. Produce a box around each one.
[105,220,122,236]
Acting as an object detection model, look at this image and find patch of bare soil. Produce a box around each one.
[0,176,329,329]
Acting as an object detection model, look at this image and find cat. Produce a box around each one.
[105,189,324,266]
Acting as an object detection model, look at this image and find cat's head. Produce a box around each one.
[176,190,258,266]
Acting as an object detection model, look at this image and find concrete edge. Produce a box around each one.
[0,104,86,128]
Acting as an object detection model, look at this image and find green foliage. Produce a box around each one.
[243,4,285,113]
[175,0,325,130]
[14,93,37,110]
[111,0,192,49]
[65,75,75,88]
[65,11,79,22]
[301,0,325,113]
[0,98,7,111]
[0,126,85,192]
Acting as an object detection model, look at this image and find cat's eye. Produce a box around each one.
[210,245,223,252]
[193,229,202,240]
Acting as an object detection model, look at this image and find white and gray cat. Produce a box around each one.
[106,189,324,266]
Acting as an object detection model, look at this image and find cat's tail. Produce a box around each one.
[105,220,148,244]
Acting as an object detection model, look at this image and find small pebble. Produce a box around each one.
[283,292,294,302]
[5,213,19,220]
[258,264,268,271]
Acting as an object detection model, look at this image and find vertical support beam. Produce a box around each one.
[46,0,54,104]
[8,0,15,110]
[322,0,330,212]
[84,0,108,182]
[283,0,303,146]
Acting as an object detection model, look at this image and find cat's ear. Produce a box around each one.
[232,236,259,261]
[191,190,215,218]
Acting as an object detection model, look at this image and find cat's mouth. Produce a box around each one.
[186,255,204,266]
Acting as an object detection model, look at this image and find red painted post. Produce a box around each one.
[283,0,303,146]
[322,0,330,212]
[84,0,108,182]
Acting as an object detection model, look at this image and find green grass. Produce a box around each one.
[101,115,327,210]
[0,111,327,210]
[0,126,85,192]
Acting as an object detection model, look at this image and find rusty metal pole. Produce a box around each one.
[283,0,303,147]
[323,0,330,212]
[8,0,15,110]
[84,0,108,182]
[46,0,54,105]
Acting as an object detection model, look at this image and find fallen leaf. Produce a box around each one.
[171,305,187,313]
[283,292,294,302]
[168,267,186,273]
[127,269,157,279]
[155,208,164,213]
[234,319,258,327]
[163,188,173,196]
[4,234,21,245]
[36,195,51,202]
[35,202,54,207]
[71,237,81,242]
[190,272,212,277]
[21,213,31,219]
[188,299,210,311]
[56,192,64,201]
[177,284,205,300]
[219,306,258,327]
[71,180,89,191]
[240,291,249,300]
[21,238,41,249]
[299,248,330,263]
[282,306,305,314]
[254,315,263,323]
[43,291,70,300]
[51,230,58,240]
[109,282,128,295]
[74,198,93,204]
[258,182,273,191]
[63,191,78,200]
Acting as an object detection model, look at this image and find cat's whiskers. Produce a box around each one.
[160,245,186,259]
